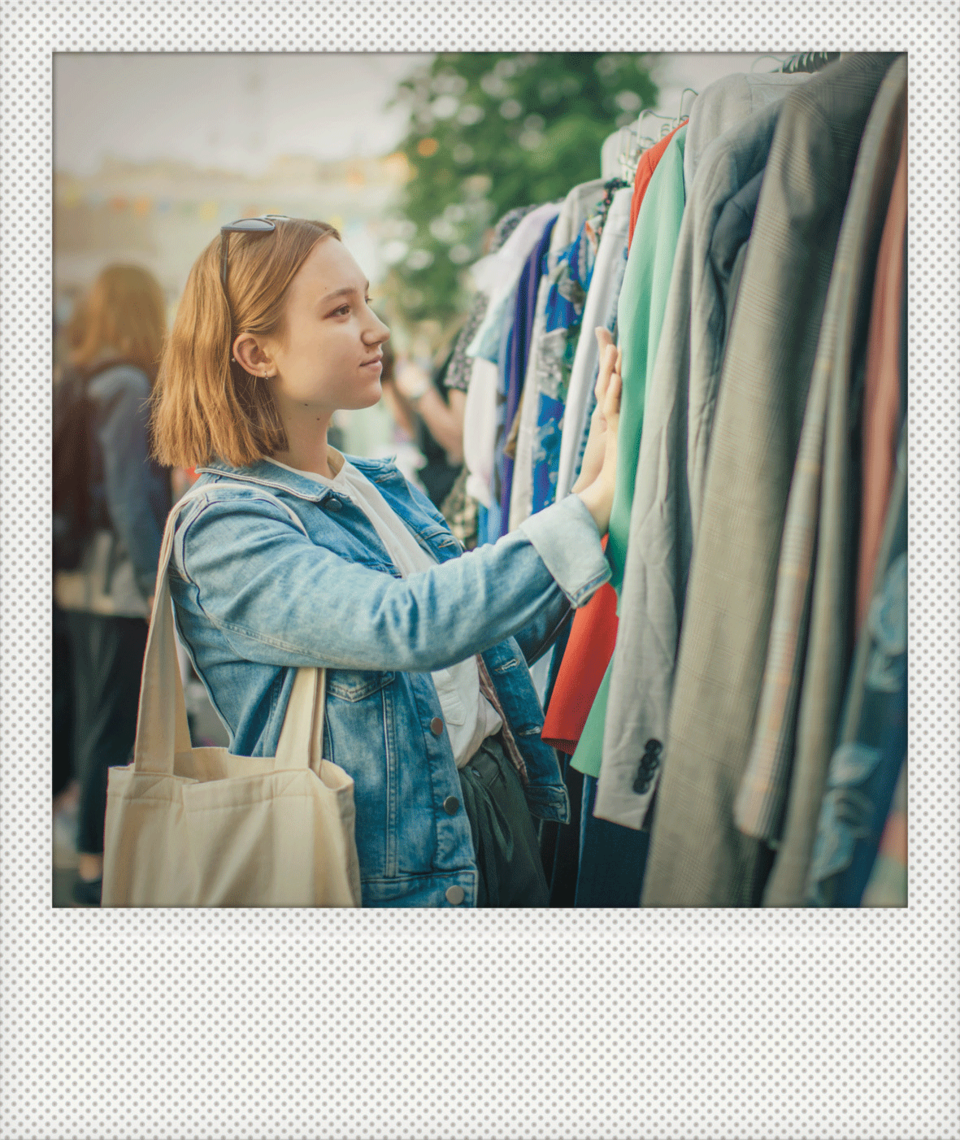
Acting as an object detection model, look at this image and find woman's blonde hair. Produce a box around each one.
[150,217,340,469]
[69,264,167,381]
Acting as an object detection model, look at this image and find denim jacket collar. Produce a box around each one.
[197,453,401,504]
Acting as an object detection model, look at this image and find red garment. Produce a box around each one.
[544,126,686,755]
[856,122,907,634]
[627,121,687,248]
[542,540,618,753]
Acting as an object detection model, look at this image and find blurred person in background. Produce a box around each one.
[380,337,473,540]
[53,265,172,906]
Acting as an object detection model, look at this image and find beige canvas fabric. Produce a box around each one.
[101,490,362,908]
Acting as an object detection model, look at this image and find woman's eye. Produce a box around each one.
[333,304,350,316]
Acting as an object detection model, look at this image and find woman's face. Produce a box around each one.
[262,237,390,418]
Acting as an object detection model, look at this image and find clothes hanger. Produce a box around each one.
[611,82,700,180]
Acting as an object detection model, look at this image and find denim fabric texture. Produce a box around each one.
[168,455,609,907]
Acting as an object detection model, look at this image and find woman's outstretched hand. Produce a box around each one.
[572,327,622,535]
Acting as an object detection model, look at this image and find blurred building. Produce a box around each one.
[53,150,411,325]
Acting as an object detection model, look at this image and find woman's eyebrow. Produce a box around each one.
[319,282,371,304]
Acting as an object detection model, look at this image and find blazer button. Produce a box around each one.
[442,796,460,815]
[324,496,343,512]
[445,886,465,905]
[430,716,444,735]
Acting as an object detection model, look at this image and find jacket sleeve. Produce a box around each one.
[173,489,609,674]
[403,475,577,666]
[95,368,169,598]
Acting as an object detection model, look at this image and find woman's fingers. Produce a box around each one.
[596,343,618,399]
[595,326,614,353]
[594,328,615,393]
[597,348,621,435]
[604,362,623,424]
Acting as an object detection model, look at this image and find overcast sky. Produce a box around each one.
[54,52,780,175]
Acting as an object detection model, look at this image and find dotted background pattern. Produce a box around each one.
[2,4,958,1139]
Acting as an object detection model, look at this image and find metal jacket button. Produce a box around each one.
[442,796,460,815]
[445,886,465,905]
[430,716,444,735]
[324,496,342,512]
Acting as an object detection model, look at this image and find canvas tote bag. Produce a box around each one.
[102,490,363,907]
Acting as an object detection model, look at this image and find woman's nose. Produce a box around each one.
[365,314,390,344]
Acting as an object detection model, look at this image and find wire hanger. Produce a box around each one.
[632,84,697,153]
[616,125,641,179]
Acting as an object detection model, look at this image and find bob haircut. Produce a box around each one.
[69,264,167,381]
[150,217,340,469]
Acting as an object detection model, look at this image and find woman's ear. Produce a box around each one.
[232,333,273,376]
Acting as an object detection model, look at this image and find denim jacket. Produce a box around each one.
[168,454,610,907]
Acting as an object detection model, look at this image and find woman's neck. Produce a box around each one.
[272,421,340,480]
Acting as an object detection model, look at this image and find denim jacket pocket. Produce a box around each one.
[326,668,396,703]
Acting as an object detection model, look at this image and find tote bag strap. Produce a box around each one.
[275,664,328,777]
[133,481,327,776]
[133,486,208,773]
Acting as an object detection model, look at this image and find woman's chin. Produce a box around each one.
[360,382,383,408]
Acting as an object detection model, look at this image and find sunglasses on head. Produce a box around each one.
[219,215,290,292]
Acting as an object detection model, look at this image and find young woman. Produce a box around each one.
[54,264,172,906]
[150,215,621,908]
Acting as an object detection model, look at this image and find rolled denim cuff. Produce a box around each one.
[518,493,611,608]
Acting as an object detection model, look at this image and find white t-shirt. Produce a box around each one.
[266,453,502,767]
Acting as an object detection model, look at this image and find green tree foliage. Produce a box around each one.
[383,52,659,334]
